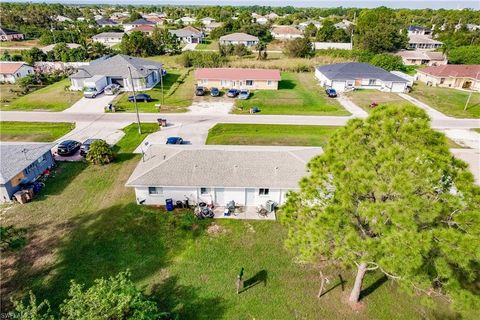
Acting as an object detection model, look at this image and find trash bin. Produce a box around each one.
[165,198,174,211]
[161,119,167,127]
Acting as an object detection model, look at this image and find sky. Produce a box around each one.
[5,0,480,10]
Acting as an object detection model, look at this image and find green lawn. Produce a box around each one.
[196,39,218,50]
[0,79,82,112]
[0,84,21,105]
[0,121,461,319]
[409,82,480,118]
[113,69,195,113]
[233,72,350,115]
[345,89,415,113]
[0,121,75,142]
[114,122,159,153]
[0,39,40,48]
[207,123,340,146]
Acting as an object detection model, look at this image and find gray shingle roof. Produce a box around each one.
[126,145,322,189]
[92,32,124,39]
[0,142,54,184]
[70,54,162,79]
[96,18,117,25]
[219,32,259,42]
[0,28,23,36]
[315,62,407,82]
[125,19,155,25]
[169,27,202,38]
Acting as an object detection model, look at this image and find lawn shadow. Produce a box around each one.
[279,80,296,90]
[240,269,268,293]
[161,73,181,90]
[34,162,87,199]
[359,274,388,300]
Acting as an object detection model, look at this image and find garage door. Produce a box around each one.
[110,78,125,87]
[245,188,255,206]
[331,81,346,92]
[215,188,224,206]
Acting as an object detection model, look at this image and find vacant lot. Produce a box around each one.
[0,122,74,142]
[0,84,20,105]
[346,89,415,112]
[0,79,82,112]
[113,69,195,113]
[409,82,480,118]
[233,72,349,116]
[0,39,40,48]
[207,123,340,146]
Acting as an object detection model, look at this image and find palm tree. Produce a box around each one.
[255,41,267,60]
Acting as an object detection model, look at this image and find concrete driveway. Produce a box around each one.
[63,93,117,114]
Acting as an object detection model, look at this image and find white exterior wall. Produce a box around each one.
[0,65,33,83]
[272,33,303,40]
[315,69,406,92]
[93,37,122,46]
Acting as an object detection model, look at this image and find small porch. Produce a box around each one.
[212,206,276,221]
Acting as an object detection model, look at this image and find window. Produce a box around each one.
[37,154,46,164]
[246,80,254,86]
[221,80,229,87]
[200,187,210,195]
[267,80,273,86]
[368,79,377,85]
[440,78,445,84]
[148,187,163,195]
[201,79,208,84]
[259,188,269,196]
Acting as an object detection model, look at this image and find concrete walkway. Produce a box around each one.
[337,95,368,118]
[63,93,117,114]
[398,93,451,120]
[182,43,198,51]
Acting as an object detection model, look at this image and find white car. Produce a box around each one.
[104,84,121,95]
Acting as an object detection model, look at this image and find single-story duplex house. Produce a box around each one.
[203,22,223,34]
[176,17,196,25]
[0,62,34,83]
[219,33,259,47]
[408,34,443,50]
[315,62,409,93]
[416,65,480,91]
[127,25,156,36]
[0,28,24,41]
[299,20,323,30]
[95,18,118,27]
[396,50,447,66]
[123,19,155,32]
[69,54,163,91]
[200,17,216,25]
[169,27,203,44]
[125,145,321,215]
[0,142,55,203]
[407,25,432,36]
[92,32,124,46]
[41,43,81,53]
[334,19,353,30]
[271,26,303,40]
[195,68,281,90]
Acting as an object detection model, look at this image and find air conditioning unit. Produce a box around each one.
[265,200,277,213]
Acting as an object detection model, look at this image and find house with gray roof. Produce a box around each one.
[169,26,203,44]
[123,19,155,32]
[0,142,55,202]
[69,54,163,91]
[315,62,409,93]
[95,18,118,27]
[92,32,124,46]
[219,33,259,47]
[126,145,321,216]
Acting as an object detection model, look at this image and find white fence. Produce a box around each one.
[313,42,352,50]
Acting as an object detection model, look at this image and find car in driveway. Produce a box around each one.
[325,88,337,98]
[238,90,250,100]
[210,87,220,97]
[195,86,206,96]
[166,137,183,145]
[128,93,152,102]
[57,140,81,156]
[80,139,101,156]
[226,88,239,98]
[104,84,121,95]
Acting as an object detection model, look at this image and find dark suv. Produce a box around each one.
[57,140,81,156]
[80,139,100,156]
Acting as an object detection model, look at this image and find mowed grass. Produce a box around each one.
[207,123,339,146]
[0,79,82,111]
[196,39,218,50]
[0,121,75,142]
[345,89,415,112]
[233,72,349,115]
[409,82,480,118]
[0,39,40,48]
[0,84,20,105]
[113,69,195,113]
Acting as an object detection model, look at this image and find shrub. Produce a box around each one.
[369,53,406,71]
[283,38,314,58]
[86,140,114,165]
[177,51,227,68]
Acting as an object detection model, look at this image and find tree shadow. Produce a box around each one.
[240,269,268,293]
[279,80,296,90]
[33,162,87,198]
[319,274,347,298]
[359,274,388,300]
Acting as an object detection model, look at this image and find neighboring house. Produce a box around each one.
[298,20,323,30]
[69,54,163,91]
[92,32,124,46]
[41,43,81,53]
[465,23,480,31]
[123,19,155,31]
[313,42,352,50]
[125,145,321,213]
[95,18,118,27]
[0,28,24,41]
[266,12,279,20]
[407,25,432,36]
[0,62,34,83]
[169,26,203,44]
[200,17,216,25]
[56,15,72,22]
[194,68,281,90]
[254,16,269,25]
[315,62,409,93]
[203,22,223,34]
[334,19,353,30]
[127,25,156,36]
[176,17,196,25]
[143,16,165,25]
[219,33,259,47]
[271,26,303,40]
[0,142,55,203]
[408,34,443,50]
[396,50,447,66]
[416,65,480,91]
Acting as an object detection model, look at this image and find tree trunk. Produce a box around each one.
[348,262,367,303]
[317,270,326,298]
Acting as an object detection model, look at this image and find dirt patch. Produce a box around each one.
[341,290,366,314]
[206,223,227,236]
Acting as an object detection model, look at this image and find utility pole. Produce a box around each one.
[464,72,479,111]
[128,66,142,134]
[160,69,164,104]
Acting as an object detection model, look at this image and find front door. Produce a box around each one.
[245,188,255,206]
[215,188,225,206]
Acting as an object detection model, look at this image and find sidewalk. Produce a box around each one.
[337,95,368,118]
[398,93,451,120]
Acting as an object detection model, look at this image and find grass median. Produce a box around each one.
[0,121,75,142]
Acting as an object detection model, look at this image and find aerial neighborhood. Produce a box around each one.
[0,2,479,319]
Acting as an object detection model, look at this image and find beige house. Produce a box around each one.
[271,26,303,40]
[0,62,34,83]
[408,34,443,50]
[194,68,281,90]
[396,50,447,66]
[416,65,480,91]
[219,33,259,47]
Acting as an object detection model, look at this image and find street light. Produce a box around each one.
[128,66,142,135]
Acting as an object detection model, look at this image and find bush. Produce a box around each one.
[448,45,480,64]
[369,53,406,71]
[86,140,114,165]
[177,51,227,68]
[283,38,314,58]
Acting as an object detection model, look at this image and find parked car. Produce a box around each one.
[210,87,220,97]
[195,86,206,96]
[104,84,120,95]
[166,137,183,145]
[325,88,337,98]
[128,93,152,102]
[238,90,250,100]
[226,88,239,98]
[80,139,101,156]
[57,140,81,156]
